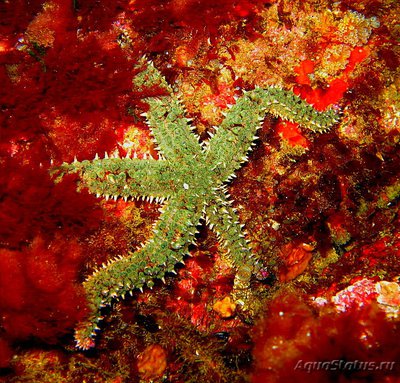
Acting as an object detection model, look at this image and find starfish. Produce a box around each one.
[55,59,339,349]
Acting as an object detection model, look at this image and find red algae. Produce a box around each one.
[0,159,103,247]
[276,121,310,149]
[129,0,269,41]
[278,242,314,282]
[137,344,167,381]
[163,249,239,331]
[252,292,400,383]
[0,339,13,369]
[0,236,89,366]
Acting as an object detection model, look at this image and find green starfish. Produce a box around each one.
[54,59,339,349]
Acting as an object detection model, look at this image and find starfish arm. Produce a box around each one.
[205,190,259,301]
[133,60,203,163]
[206,87,340,183]
[54,157,177,200]
[74,195,203,349]
[250,86,340,132]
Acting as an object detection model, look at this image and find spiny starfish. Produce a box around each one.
[55,59,339,349]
